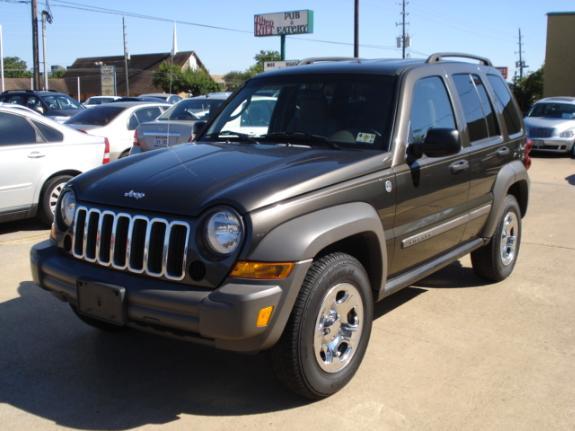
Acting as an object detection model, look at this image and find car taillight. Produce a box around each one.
[103,138,111,164]
[523,138,533,169]
[133,129,140,147]
[188,133,195,143]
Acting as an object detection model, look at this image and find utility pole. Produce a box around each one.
[396,0,410,59]
[0,25,5,92]
[516,28,527,80]
[353,0,359,58]
[41,12,48,90]
[122,17,130,96]
[31,0,41,90]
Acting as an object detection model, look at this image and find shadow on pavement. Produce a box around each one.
[414,260,487,289]
[0,282,305,430]
[0,219,47,236]
[565,174,575,186]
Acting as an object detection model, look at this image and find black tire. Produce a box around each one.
[38,175,73,226]
[270,252,373,400]
[471,195,522,282]
[570,144,575,159]
[71,305,126,332]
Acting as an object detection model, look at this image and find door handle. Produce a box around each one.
[27,151,46,159]
[449,159,469,174]
[497,147,510,157]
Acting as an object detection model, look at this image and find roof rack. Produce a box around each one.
[298,57,361,65]
[1,89,34,94]
[425,52,492,66]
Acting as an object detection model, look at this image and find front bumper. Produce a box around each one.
[30,240,311,352]
[530,138,575,153]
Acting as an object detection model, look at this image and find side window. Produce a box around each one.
[0,112,37,145]
[128,114,139,130]
[135,107,161,124]
[487,74,522,135]
[409,76,456,145]
[33,120,64,142]
[453,73,498,142]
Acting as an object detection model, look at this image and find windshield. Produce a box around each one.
[159,98,225,121]
[529,103,575,119]
[66,105,125,126]
[42,94,82,110]
[204,74,397,150]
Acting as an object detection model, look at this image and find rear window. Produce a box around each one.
[33,120,64,142]
[66,106,125,126]
[487,74,522,135]
[0,112,37,145]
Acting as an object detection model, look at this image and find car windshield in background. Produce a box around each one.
[205,74,397,150]
[158,99,225,121]
[529,103,575,119]
[65,106,125,126]
[42,95,82,110]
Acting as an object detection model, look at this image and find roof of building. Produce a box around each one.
[547,11,575,16]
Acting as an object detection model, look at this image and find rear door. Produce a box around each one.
[390,73,470,275]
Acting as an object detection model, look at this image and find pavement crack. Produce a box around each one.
[524,241,575,251]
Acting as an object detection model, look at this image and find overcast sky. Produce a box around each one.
[0,0,570,77]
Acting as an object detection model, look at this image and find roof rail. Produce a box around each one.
[298,57,361,65]
[1,89,34,94]
[425,52,492,66]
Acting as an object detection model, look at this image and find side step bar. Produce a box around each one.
[380,238,488,300]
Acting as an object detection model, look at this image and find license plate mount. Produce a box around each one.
[77,280,126,326]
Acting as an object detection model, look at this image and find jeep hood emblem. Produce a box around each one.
[124,190,146,200]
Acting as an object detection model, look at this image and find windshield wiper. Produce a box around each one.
[205,130,258,143]
[261,132,341,150]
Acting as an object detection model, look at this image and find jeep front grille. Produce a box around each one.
[71,206,190,281]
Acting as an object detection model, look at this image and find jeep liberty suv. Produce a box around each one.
[31,53,530,399]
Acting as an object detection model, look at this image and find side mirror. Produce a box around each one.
[190,121,207,142]
[410,128,461,159]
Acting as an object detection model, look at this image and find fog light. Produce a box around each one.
[230,261,294,280]
[256,306,274,327]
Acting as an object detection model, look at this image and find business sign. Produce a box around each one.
[264,60,300,71]
[100,65,116,96]
[495,66,508,80]
[254,10,314,37]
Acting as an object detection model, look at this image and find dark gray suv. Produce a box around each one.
[31,53,530,399]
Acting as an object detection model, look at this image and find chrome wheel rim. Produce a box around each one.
[500,211,519,266]
[314,283,364,373]
[49,182,65,215]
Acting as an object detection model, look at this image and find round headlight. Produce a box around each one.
[60,190,77,228]
[205,209,243,255]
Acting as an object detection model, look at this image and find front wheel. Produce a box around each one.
[471,195,522,281]
[271,252,373,399]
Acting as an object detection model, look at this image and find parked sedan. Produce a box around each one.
[130,93,229,154]
[524,97,575,156]
[65,102,169,160]
[83,96,121,108]
[0,105,106,225]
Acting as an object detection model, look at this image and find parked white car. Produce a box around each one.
[524,97,575,156]
[83,96,121,108]
[0,106,107,225]
[65,102,169,160]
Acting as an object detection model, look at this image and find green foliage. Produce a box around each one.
[152,62,220,96]
[223,50,281,91]
[50,69,66,79]
[512,67,544,114]
[2,56,32,78]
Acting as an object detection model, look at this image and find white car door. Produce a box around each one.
[0,111,45,212]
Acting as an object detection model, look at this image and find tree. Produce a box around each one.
[2,56,32,78]
[223,70,252,91]
[249,50,282,74]
[50,69,66,79]
[512,66,544,114]
[223,50,281,91]
[152,62,220,95]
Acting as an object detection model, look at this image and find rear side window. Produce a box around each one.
[487,74,522,134]
[453,74,498,142]
[0,112,37,145]
[66,106,125,126]
[409,76,456,144]
[135,107,162,124]
[33,120,64,142]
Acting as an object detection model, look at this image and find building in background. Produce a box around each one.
[544,12,575,97]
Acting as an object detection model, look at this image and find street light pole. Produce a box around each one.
[353,0,359,58]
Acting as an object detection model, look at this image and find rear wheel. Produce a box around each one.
[38,175,72,226]
[471,195,522,281]
[271,252,373,399]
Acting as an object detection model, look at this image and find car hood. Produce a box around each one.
[524,116,575,132]
[71,142,386,217]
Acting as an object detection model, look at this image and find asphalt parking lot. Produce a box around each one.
[0,155,574,430]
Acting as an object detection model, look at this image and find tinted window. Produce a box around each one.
[0,112,37,145]
[487,75,522,135]
[473,75,499,136]
[159,99,225,121]
[128,114,139,130]
[134,107,162,123]
[409,76,456,144]
[42,94,82,110]
[66,106,125,126]
[33,120,64,142]
[453,74,487,142]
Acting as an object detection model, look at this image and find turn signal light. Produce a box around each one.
[256,306,274,327]
[230,261,294,280]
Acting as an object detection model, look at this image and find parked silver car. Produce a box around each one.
[130,93,230,155]
[138,93,183,104]
[524,97,575,156]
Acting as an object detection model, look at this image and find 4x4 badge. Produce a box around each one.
[124,190,146,200]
